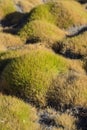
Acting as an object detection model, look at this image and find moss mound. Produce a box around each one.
[0,44,45,75]
[0,45,32,75]
[19,20,65,43]
[0,94,40,130]
[1,49,68,106]
[0,0,16,19]
[28,1,87,29]
[53,32,87,59]
[47,71,87,109]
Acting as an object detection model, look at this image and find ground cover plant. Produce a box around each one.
[18,20,66,43]
[47,71,87,109]
[0,0,87,130]
[27,1,87,29]
[1,49,68,107]
[52,32,87,59]
[0,93,40,130]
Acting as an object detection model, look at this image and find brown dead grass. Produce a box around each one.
[53,32,87,58]
[47,70,87,109]
[39,108,77,130]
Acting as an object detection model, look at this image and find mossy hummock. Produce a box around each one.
[18,20,65,43]
[0,94,39,130]
[1,49,68,106]
[28,1,87,29]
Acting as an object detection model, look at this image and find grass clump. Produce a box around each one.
[1,49,68,107]
[0,0,16,19]
[0,44,45,75]
[47,71,87,109]
[0,93,40,130]
[39,108,77,130]
[18,20,66,43]
[0,46,32,75]
[0,32,23,48]
[53,32,87,59]
[28,1,87,29]
[55,113,77,130]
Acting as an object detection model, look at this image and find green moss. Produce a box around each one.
[18,20,65,43]
[0,49,28,75]
[1,49,68,106]
[29,3,56,24]
[27,1,87,29]
[18,1,87,43]
[0,94,39,130]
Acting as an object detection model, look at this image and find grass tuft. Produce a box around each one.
[28,1,87,29]
[18,20,66,43]
[0,93,40,130]
[1,49,68,107]
[47,71,87,109]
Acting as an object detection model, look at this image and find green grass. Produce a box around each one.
[18,20,65,43]
[1,49,68,107]
[0,94,40,130]
[0,94,78,130]
[0,47,31,75]
[27,1,87,29]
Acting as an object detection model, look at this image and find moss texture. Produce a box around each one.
[28,1,87,29]
[0,94,40,130]
[19,20,66,43]
[1,49,68,106]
